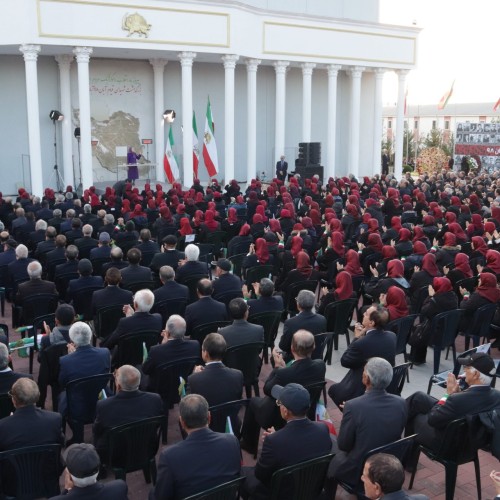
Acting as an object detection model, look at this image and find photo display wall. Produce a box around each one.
[455,122,500,173]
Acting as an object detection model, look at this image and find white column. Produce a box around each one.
[73,47,93,190]
[326,64,341,179]
[394,69,409,180]
[55,54,74,188]
[149,58,168,183]
[301,63,316,142]
[246,58,260,184]
[178,52,196,187]
[19,44,43,196]
[222,54,239,183]
[373,68,386,177]
[273,61,290,164]
[348,66,365,179]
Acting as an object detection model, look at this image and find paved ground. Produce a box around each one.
[5,306,499,499]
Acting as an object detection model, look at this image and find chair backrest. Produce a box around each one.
[248,311,283,348]
[155,357,201,408]
[66,373,113,424]
[72,286,103,320]
[54,272,79,300]
[430,309,463,348]
[29,313,56,352]
[286,280,318,315]
[351,275,364,295]
[153,298,187,326]
[364,434,416,469]
[38,343,68,388]
[90,257,111,276]
[0,392,14,419]
[191,321,231,345]
[228,253,246,278]
[123,281,155,294]
[94,304,125,342]
[0,443,61,499]
[180,274,209,304]
[224,342,265,386]
[433,418,478,463]
[324,299,357,334]
[209,399,249,436]
[269,453,333,500]
[20,293,59,326]
[182,476,246,500]
[386,314,418,356]
[245,265,274,285]
[386,362,411,396]
[114,331,160,367]
[107,415,165,473]
[311,333,334,361]
[303,381,327,421]
[213,290,244,309]
[412,285,429,314]
[454,276,478,296]
[465,302,498,339]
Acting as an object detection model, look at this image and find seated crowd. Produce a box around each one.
[0,169,500,499]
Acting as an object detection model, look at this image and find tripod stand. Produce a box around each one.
[74,135,83,195]
[50,119,65,192]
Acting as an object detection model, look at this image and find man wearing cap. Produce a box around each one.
[212,258,243,301]
[150,235,185,275]
[405,352,500,451]
[51,443,128,499]
[151,394,241,500]
[89,231,112,260]
[242,383,332,499]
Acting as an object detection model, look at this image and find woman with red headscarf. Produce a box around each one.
[395,228,413,257]
[409,253,441,313]
[242,237,275,279]
[410,276,458,364]
[343,249,364,277]
[470,236,488,265]
[318,271,355,315]
[341,204,360,245]
[447,222,468,244]
[365,258,409,302]
[403,241,428,273]
[358,233,383,273]
[484,249,500,276]
[153,205,176,242]
[412,226,431,250]
[382,187,401,227]
[380,285,408,321]
[250,213,266,239]
[376,245,397,276]
[433,232,461,270]
[200,209,220,235]
[277,250,319,296]
[227,223,253,257]
[444,252,473,288]
[121,199,131,220]
[467,213,485,238]
[221,207,243,240]
[317,231,345,273]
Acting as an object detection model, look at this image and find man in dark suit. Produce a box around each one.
[15,260,58,305]
[279,289,326,361]
[101,247,128,274]
[27,218,48,252]
[212,258,243,300]
[47,208,63,233]
[328,305,396,409]
[175,244,208,283]
[36,200,53,222]
[153,265,189,304]
[150,235,185,275]
[150,394,241,500]
[34,225,57,260]
[134,229,160,261]
[89,231,112,260]
[74,224,99,260]
[328,357,407,488]
[185,279,228,336]
[245,278,284,316]
[120,248,153,288]
[276,155,288,182]
[188,333,243,406]
[0,343,33,394]
[93,365,163,457]
[142,314,200,392]
[65,218,84,244]
[7,244,34,290]
[241,330,326,454]
[218,298,264,348]
[405,352,500,452]
[101,289,162,353]
[54,244,79,280]
[46,234,67,280]
[243,383,332,499]
[66,259,104,303]
[0,239,17,287]
[60,208,76,234]
[51,443,128,500]
[91,268,133,317]
[58,322,111,443]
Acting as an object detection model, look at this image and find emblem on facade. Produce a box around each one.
[122,12,151,38]
[204,132,212,144]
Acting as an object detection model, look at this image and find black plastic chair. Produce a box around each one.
[248,311,283,364]
[152,298,187,326]
[0,392,14,419]
[114,330,160,368]
[208,399,249,436]
[428,309,463,374]
[386,314,419,382]
[245,265,274,286]
[182,476,246,500]
[123,280,155,294]
[93,304,125,346]
[463,302,498,349]
[65,373,113,443]
[90,257,111,277]
[224,342,265,398]
[54,272,79,300]
[228,253,246,278]
[179,274,209,304]
[107,415,165,484]
[190,321,231,346]
[205,231,227,258]
[454,276,478,296]
[285,280,318,318]
[411,285,429,314]
[37,342,68,411]
[409,419,481,500]
[269,453,333,500]
[18,292,59,329]
[27,313,56,374]
[72,286,103,321]
[0,444,62,499]
[303,381,327,421]
[323,298,357,364]
[213,290,244,310]
[386,362,411,396]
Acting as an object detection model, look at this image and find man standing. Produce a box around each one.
[328,305,396,409]
[150,394,241,500]
[276,155,288,182]
[382,150,389,175]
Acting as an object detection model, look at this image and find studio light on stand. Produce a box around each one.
[49,110,65,192]
[163,109,176,123]
[74,127,83,195]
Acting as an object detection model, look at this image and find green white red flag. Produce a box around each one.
[438,81,455,110]
[202,97,219,177]
[163,126,179,184]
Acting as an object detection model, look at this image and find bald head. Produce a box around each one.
[116,365,141,392]
[291,330,315,358]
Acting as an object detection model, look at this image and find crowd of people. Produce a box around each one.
[0,167,500,498]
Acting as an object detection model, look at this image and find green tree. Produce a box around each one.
[424,128,444,148]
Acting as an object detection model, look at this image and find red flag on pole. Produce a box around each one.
[438,81,455,110]
[493,98,500,112]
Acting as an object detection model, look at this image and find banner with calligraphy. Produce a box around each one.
[454,122,500,174]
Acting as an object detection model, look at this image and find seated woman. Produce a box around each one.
[395,228,413,257]
[444,252,473,288]
[409,253,440,312]
[412,225,431,250]
[341,249,364,278]
[221,207,243,241]
[482,249,500,279]
[376,245,397,276]
[242,237,275,280]
[403,241,427,274]
[227,223,253,257]
[433,232,461,270]
[364,259,410,303]
[379,285,409,322]
[317,270,355,315]
[199,209,221,238]
[316,231,345,274]
[359,233,383,273]
[470,235,488,266]
[409,276,458,364]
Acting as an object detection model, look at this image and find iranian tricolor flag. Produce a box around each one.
[192,111,200,179]
[163,126,179,184]
[202,97,219,177]
[438,81,455,110]
[493,98,500,112]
